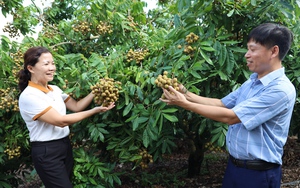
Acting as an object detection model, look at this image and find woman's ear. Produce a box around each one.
[27,65,34,73]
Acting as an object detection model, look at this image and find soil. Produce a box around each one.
[115,136,300,188]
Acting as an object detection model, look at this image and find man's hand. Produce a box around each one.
[160,86,188,106]
[178,84,188,94]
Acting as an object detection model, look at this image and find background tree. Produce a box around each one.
[0,0,299,187]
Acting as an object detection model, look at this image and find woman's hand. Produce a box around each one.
[94,102,115,113]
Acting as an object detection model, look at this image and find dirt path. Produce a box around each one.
[116,137,300,188]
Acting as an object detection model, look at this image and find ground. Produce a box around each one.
[115,136,300,188]
[16,137,300,187]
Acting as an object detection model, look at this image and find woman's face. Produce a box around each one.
[28,52,56,85]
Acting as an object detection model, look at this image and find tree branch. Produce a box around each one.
[51,41,76,48]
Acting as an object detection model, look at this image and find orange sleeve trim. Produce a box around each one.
[33,106,52,121]
[64,96,71,103]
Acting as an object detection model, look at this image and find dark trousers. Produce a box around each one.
[222,157,282,188]
[31,136,74,188]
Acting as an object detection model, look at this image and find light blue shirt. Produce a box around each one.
[221,68,296,164]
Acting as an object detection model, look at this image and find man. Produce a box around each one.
[160,23,296,188]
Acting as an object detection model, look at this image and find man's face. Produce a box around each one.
[245,39,274,78]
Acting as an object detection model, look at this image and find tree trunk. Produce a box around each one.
[187,139,204,178]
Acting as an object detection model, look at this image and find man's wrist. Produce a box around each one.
[182,87,188,94]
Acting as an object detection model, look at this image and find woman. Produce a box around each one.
[18,46,115,188]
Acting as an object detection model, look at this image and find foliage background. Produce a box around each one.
[0,0,299,187]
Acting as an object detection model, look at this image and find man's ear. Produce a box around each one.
[271,45,280,58]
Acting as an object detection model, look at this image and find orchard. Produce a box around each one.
[0,0,300,187]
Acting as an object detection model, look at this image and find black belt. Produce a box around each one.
[230,155,280,171]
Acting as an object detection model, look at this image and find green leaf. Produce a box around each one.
[200,41,213,46]
[251,0,257,6]
[229,47,247,53]
[211,126,222,134]
[137,116,149,123]
[98,169,105,178]
[162,113,178,122]
[191,60,205,70]
[1,36,10,51]
[190,70,201,78]
[217,133,225,147]
[199,48,213,65]
[123,102,133,116]
[198,122,206,135]
[135,71,142,84]
[128,85,136,96]
[125,114,138,123]
[201,46,215,52]
[218,45,227,67]
[226,49,235,74]
[211,132,221,143]
[218,70,228,81]
[227,9,235,17]
[133,116,148,131]
[162,140,167,153]
[174,14,181,27]
[142,130,150,147]
[146,126,156,141]
[109,123,123,127]
[136,86,144,101]
[161,108,178,113]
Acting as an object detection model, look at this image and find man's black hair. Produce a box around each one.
[247,23,293,60]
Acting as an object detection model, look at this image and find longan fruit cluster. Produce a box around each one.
[11,50,23,82]
[96,21,113,35]
[126,49,149,64]
[155,71,179,98]
[183,45,196,56]
[0,88,19,112]
[11,50,23,64]
[12,12,21,20]
[40,20,59,38]
[139,148,153,169]
[3,23,20,38]
[127,15,138,27]
[43,29,57,38]
[204,142,223,153]
[179,32,199,57]
[185,32,199,44]
[4,146,21,160]
[91,78,121,107]
[62,79,69,90]
[72,21,92,34]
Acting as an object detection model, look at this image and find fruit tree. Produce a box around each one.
[1,0,300,187]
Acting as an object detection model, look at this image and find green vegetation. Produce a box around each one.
[0,0,300,187]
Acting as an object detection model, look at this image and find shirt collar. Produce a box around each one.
[28,81,53,93]
[250,67,285,86]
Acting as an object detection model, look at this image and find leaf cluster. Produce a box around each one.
[1,0,300,186]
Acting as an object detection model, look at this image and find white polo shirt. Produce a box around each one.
[19,81,71,142]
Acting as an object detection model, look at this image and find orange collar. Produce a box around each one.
[28,81,53,93]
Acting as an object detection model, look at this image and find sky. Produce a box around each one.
[0,0,158,42]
